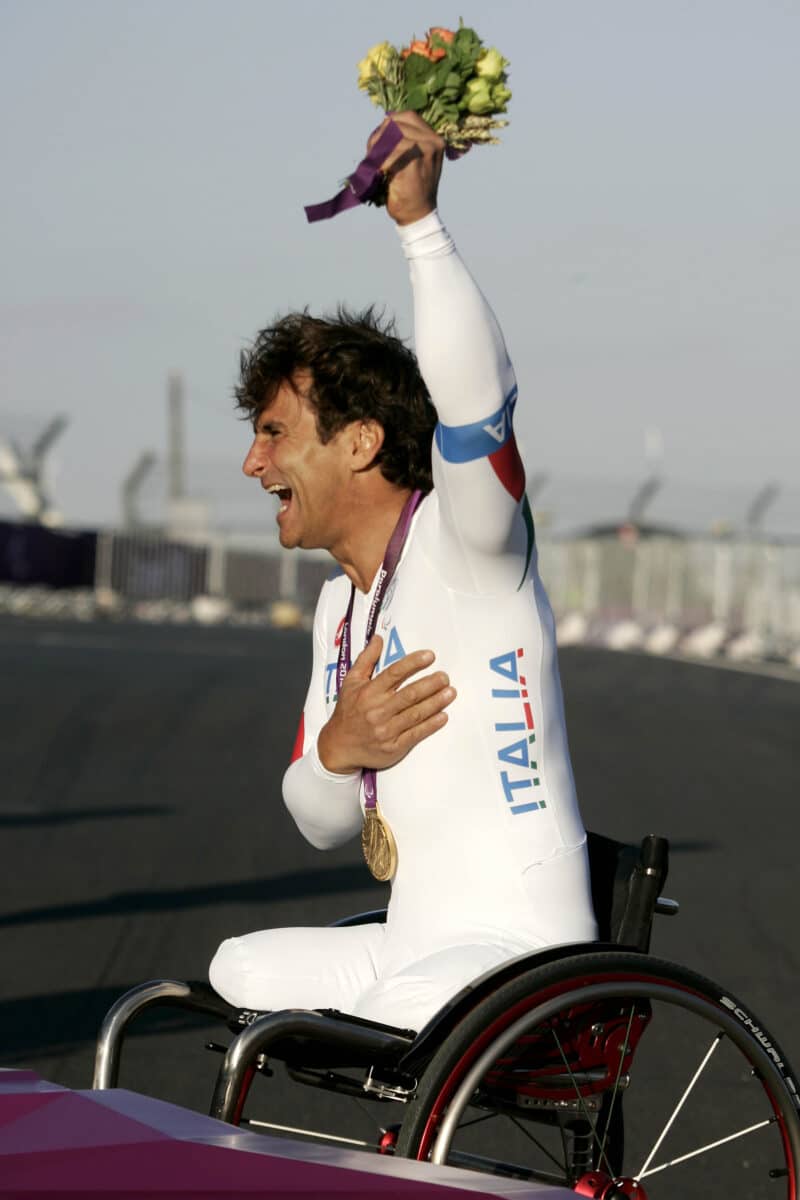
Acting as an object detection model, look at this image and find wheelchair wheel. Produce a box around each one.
[396,951,800,1198]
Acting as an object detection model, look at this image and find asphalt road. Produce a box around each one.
[1,615,798,1168]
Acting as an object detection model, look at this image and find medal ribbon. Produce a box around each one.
[336,489,423,811]
[304,121,404,224]
[304,120,467,224]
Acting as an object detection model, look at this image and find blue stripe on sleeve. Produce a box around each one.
[434,386,518,464]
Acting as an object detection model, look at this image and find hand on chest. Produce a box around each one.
[324,607,410,709]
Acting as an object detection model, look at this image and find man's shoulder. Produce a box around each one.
[311,567,349,638]
[315,565,349,609]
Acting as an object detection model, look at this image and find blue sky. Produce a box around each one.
[1,0,798,531]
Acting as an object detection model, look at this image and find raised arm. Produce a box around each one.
[380,113,531,593]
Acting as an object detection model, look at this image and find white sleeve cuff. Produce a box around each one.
[397,209,455,260]
[309,738,362,785]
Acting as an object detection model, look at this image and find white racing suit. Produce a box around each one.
[210,211,597,1033]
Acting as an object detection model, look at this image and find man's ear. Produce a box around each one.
[351,419,385,470]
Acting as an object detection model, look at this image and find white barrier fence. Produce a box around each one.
[537,536,800,663]
[92,530,331,625]
[539,537,800,635]
[1,525,796,665]
[84,529,800,665]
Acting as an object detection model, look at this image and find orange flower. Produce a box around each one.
[401,38,434,60]
[401,26,455,62]
[426,27,454,60]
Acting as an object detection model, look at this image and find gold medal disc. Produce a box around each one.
[361,805,397,882]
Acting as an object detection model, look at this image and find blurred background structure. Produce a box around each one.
[0,412,68,527]
[1,380,798,670]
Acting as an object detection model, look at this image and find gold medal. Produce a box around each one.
[361,804,397,882]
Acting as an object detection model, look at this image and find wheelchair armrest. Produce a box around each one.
[329,908,387,928]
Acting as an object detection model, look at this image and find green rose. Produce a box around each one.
[491,82,512,112]
[465,77,494,115]
[475,48,508,83]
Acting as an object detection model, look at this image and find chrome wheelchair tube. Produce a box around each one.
[93,980,192,1089]
[93,978,235,1090]
[210,1010,414,1123]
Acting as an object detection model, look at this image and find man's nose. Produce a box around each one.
[242,440,266,478]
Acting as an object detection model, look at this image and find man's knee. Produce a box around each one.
[209,935,246,1004]
[209,923,385,1011]
[209,929,291,1006]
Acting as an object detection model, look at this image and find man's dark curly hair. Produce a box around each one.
[235,307,436,492]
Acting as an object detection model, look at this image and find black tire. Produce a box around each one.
[396,951,800,1198]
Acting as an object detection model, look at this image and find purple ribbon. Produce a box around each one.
[305,120,470,223]
[305,120,404,223]
[336,490,423,809]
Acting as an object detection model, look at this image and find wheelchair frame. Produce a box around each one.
[93,833,800,1196]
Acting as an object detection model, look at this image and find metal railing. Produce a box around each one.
[85,528,800,657]
[92,530,331,622]
[538,536,800,646]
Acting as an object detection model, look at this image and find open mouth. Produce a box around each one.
[265,483,293,516]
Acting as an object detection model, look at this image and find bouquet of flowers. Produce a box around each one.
[304,23,510,222]
[356,23,511,151]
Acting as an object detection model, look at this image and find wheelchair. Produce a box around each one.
[93,832,800,1197]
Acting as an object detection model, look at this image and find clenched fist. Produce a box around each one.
[368,110,446,226]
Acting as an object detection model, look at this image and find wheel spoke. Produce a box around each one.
[639,1117,776,1180]
[597,1003,636,1170]
[407,959,799,1193]
[457,1109,500,1132]
[353,1095,390,1136]
[507,1113,570,1175]
[636,1031,723,1178]
[455,1102,568,1176]
[550,1024,612,1177]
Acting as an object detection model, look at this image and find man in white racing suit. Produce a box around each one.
[210,113,597,1034]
